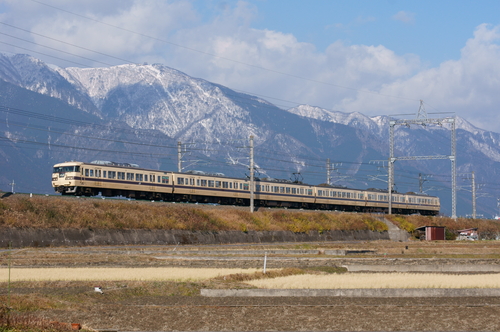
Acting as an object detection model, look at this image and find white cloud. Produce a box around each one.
[392,11,415,24]
[337,23,500,131]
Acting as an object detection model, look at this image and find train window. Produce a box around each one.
[85,169,89,177]
[89,169,94,177]
[318,190,323,196]
[240,183,243,190]
[358,193,364,199]
[222,181,229,188]
[215,181,221,188]
[161,176,169,184]
[292,188,296,194]
[196,179,200,186]
[136,174,143,182]
[118,172,125,180]
[177,178,184,185]
[200,179,206,186]
[208,180,214,187]
[243,183,249,190]
[103,171,107,178]
[300,188,304,195]
[229,182,233,189]
[97,170,101,177]
[127,173,133,180]
[190,178,194,185]
[279,187,283,193]
[307,189,313,196]
[256,185,261,191]
[285,187,290,194]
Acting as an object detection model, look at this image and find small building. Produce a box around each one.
[415,226,446,241]
[457,228,478,241]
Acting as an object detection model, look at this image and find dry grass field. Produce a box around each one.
[1,241,500,331]
[247,272,500,289]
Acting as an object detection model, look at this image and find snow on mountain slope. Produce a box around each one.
[0,53,100,116]
[58,63,278,139]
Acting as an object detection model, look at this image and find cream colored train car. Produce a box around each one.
[52,161,440,215]
[52,161,173,199]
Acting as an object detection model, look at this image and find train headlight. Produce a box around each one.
[52,177,58,181]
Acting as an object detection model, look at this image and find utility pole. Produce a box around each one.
[249,135,255,213]
[177,141,182,172]
[326,158,330,186]
[418,173,430,193]
[472,171,476,219]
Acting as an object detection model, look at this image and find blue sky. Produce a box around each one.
[1,0,500,131]
[194,0,500,67]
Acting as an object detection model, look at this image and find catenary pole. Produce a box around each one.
[250,135,254,213]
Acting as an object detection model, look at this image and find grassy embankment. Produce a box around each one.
[1,195,500,236]
[0,195,387,232]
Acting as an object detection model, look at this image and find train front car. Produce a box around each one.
[52,161,84,195]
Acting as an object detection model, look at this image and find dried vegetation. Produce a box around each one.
[0,195,389,232]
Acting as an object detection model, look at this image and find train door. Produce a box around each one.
[149,173,156,191]
[80,167,85,185]
[95,168,102,187]
[189,177,196,194]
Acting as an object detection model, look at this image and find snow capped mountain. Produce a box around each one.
[1,53,500,218]
[288,104,383,134]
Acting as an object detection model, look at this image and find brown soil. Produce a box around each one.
[38,296,500,331]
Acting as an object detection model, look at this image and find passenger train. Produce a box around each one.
[52,160,440,215]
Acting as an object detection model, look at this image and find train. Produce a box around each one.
[51,160,440,215]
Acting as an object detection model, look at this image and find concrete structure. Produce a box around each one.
[201,288,500,298]
[0,228,391,248]
[344,264,500,273]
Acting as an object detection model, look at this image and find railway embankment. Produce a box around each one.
[0,228,390,248]
[2,193,500,247]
